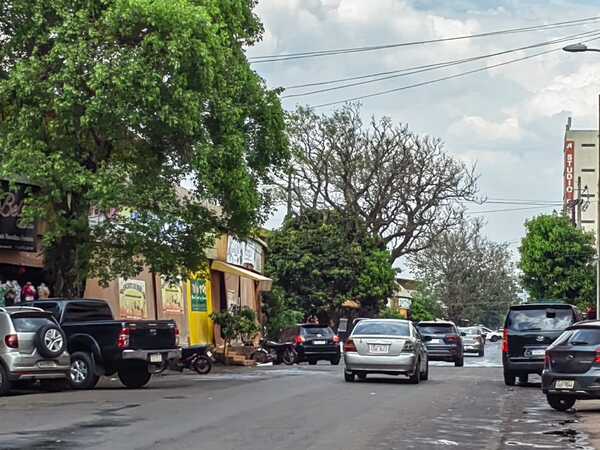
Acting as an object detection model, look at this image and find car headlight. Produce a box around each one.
[402,341,415,352]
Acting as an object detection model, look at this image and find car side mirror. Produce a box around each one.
[460,332,466,337]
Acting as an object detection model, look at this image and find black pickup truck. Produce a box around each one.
[24,298,180,389]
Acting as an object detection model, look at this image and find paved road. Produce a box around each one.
[0,343,596,450]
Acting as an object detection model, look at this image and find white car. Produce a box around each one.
[486,328,503,342]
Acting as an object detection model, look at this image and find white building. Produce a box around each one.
[564,117,598,234]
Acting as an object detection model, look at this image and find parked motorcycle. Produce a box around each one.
[168,345,215,375]
[251,338,297,365]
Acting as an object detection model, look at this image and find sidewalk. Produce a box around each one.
[576,400,600,449]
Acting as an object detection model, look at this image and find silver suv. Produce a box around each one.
[0,306,70,394]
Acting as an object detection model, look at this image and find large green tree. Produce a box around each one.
[519,214,595,307]
[266,209,397,321]
[0,0,287,296]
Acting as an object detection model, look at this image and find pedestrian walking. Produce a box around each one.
[37,283,50,299]
[21,281,36,302]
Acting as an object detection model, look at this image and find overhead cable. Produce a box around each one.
[249,15,600,63]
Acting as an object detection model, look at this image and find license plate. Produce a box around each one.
[38,361,56,368]
[531,349,546,356]
[431,339,442,344]
[369,344,389,354]
[313,340,326,345]
[555,380,575,390]
[149,353,163,363]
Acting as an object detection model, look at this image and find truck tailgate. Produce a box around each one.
[127,321,177,349]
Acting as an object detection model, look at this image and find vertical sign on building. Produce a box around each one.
[564,140,575,201]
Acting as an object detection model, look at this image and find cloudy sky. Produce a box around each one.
[249,0,600,256]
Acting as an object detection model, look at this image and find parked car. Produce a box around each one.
[502,302,582,386]
[24,299,180,389]
[280,324,340,365]
[542,320,600,411]
[478,326,493,342]
[343,319,428,383]
[0,306,70,395]
[459,326,485,357]
[487,329,503,343]
[417,320,464,367]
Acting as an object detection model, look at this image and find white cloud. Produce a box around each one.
[251,0,600,245]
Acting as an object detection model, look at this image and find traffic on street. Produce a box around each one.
[0,341,596,450]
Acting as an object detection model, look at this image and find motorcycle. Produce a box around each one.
[251,338,297,365]
[168,345,215,375]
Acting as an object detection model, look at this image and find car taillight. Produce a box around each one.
[502,328,509,353]
[594,349,600,365]
[402,340,415,353]
[4,334,18,349]
[544,353,551,369]
[344,339,357,352]
[294,335,305,345]
[175,326,180,346]
[333,335,340,344]
[117,328,130,349]
[446,335,459,343]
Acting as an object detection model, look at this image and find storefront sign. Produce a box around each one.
[191,278,208,312]
[0,182,36,251]
[118,278,148,319]
[564,140,575,201]
[161,280,184,314]
[227,237,264,273]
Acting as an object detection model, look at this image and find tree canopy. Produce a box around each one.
[283,103,478,261]
[519,214,595,307]
[0,0,287,296]
[266,209,397,320]
[410,218,518,327]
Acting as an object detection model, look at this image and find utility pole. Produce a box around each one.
[596,93,599,320]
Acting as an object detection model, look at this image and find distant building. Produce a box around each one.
[388,278,418,318]
[564,117,598,234]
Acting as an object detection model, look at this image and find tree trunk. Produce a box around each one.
[45,196,91,298]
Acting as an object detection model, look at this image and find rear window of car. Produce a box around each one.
[554,329,600,346]
[63,302,113,322]
[507,308,574,332]
[301,326,333,337]
[11,316,56,332]
[353,321,409,336]
[417,324,455,334]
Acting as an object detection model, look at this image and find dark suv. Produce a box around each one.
[542,321,600,411]
[417,321,464,367]
[281,324,340,365]
[502,303,581,386]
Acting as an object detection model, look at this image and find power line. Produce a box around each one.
[466,205,558,214]
[308,35,600,109]
[249,16,600,63]
[282,29,600,98]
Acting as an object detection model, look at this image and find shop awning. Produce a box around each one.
[211,260,272,291]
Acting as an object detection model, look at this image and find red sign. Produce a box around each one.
[564,140,575,201]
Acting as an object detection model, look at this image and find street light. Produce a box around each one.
[563,43,600,320]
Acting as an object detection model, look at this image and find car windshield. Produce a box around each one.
[11,316,55,332]
[301,326,333,337]
[507,308,573,332]
[418,324,453,334]
[460,328,480,335]
[353,321,409,337]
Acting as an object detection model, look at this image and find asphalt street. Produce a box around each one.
[0,342,596,450]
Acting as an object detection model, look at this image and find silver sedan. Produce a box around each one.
[343,319,429,383]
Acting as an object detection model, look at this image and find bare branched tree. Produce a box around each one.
[409,218,519,326]
[283,103,479,261]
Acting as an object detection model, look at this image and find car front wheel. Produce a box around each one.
[344,371,355,382]
[69,352,100,390]
[421,360,429,381]
[408,361,421,384]
[455,356,464,367]
[547,394,576,412]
